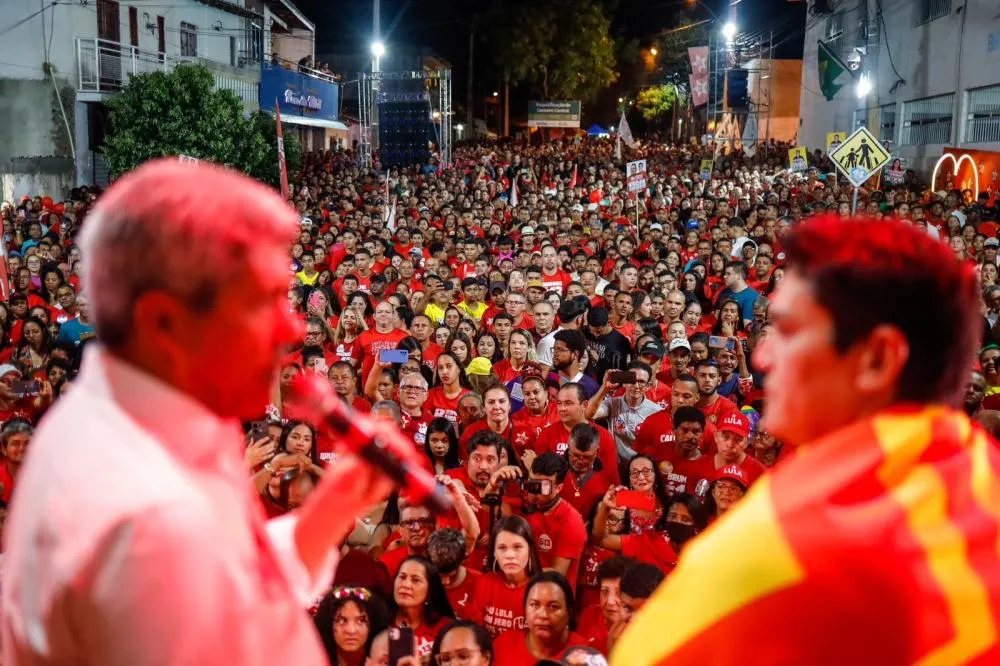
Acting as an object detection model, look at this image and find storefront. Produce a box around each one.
[260,62,348,150]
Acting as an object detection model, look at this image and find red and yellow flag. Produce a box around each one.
[612,406,1000,665]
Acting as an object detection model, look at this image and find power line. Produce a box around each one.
[0,1,57,39]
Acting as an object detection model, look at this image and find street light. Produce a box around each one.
[856,72,873,98]
[456,123,465,139]
[650,47,658,56]
[721,21,738,43]
[371,40,386,57]
[492,91,499,97]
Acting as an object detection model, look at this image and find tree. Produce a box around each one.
[102,64,275,183]
[636,84,685,122]
[495,0,618,102]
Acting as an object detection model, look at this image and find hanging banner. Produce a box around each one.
[527,101,582,128]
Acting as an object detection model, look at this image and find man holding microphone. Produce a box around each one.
[1,160,415,665]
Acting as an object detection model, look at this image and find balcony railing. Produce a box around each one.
[75,37,260,110]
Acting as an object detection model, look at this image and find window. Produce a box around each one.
[915,0,951,26]
[966,85,1000,143]
[180,21,197,57]
[853,108,867,130]
[824,13,846,59]
[878,103,897,143]
[900,95,953,145]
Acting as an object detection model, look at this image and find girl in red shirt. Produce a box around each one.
[470,515,543,637]
[388,556,456,658]
[492,329,533,384]
[425,351,472,425]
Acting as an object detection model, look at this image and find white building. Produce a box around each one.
[0,0,327,199]
[798,0,1000,175]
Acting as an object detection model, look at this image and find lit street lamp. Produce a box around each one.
[650,47,658,56]
[371,40,386,57]
[456,123,465,140]
[856,72,873,98]
[721,21,738,44]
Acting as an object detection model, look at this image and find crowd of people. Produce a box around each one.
[1,134,998,665]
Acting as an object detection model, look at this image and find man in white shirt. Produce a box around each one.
[2,160,410,665]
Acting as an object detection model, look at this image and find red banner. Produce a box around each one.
[275,99,290,201]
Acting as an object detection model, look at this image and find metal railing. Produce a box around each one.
[75,37,260,110]
[966,85,1000,144]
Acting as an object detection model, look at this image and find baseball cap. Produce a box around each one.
[718,411,751,439]
[0,364,21,379]
[986,238,1000,248]
[489,281,508,294]
[650,223,664,231]
[520,225,535,236]
[526,278,546,291]
[466,357,493,376]
[716,463,749,489]
[668,338,692,353]
[639,340,665,358]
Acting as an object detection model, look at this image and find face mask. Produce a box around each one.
[665,521,697,548]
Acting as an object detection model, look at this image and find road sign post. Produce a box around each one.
[829,126,891,191]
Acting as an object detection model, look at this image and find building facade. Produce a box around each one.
[798,0,1000,175]
[0,0,341,199]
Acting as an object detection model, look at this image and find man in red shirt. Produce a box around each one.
[561,423,618,518]
[378,501,436,578]
[504,291,535,332]
[328,361,371,413]
[540,245,571,294]
[712,411,766,485]
[357,300,407,383]
[534,384,619,482]
[409,314,443,372]
[632,376,716,465]
[694,359,740,427]
[519,453,588,588]
[398,373,431,449]
[427,527,481,619]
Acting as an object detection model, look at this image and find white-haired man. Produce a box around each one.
[1,160,412,664]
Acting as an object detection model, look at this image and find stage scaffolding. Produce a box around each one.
[359,68,453,169]
[707,30,774,153]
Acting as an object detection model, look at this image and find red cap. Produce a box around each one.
[718,411,750,439]
[716,464,749,489]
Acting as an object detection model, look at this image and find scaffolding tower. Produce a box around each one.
[359,68,453,169]
[707,30,774,153]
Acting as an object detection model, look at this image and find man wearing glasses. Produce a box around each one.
[398,374,430,448]
[585,362,663,460]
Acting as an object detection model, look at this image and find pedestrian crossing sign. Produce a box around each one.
[829,126,891,187]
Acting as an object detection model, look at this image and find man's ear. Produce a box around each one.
[853,324,910,396]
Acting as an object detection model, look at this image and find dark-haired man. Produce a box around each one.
[534,383,619,483]
[550,329,599,398]
[719,261,758,325]
[427,527,481,619]
[616,217,1000,664]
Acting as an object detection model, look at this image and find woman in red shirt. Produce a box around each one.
[388,556,456,658]
[425,351,472,425]
[470,515,543,637]
[491,571,589,664]
[332,308,366,367]
[492,330,534,384]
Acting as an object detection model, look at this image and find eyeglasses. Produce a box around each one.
[435,649,483,665]
[400,385,426,392]
[629,468,655,479]
[401,518,436,530]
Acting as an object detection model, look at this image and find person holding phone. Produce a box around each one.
[388,556,455,658]
[2,161,417,665]
[586,362,663,460]
[559,423,618,520]
[491,571,589,665]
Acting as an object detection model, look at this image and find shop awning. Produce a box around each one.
[281,114,349,131]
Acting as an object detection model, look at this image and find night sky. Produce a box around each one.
[296,0,806,123]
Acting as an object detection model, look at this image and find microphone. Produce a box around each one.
[285,373,454,514]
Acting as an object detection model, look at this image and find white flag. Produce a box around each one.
[742,111,758,158]
[618,112,636,149]
[615,133,622,161]
[386,195,398,232]
[510,174,519,207]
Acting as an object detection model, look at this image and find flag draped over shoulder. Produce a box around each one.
[612,406,1000,666]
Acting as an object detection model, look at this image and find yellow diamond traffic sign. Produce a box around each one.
[829,126,891,187]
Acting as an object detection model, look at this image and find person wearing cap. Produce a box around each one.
[525,277,547,306]
[710,411,765,486]
[702,464,749,523]
[616,216,1000,665]
[657,337,692,384]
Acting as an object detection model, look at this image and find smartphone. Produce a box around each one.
[249,420,268,442]
[387,626,415,665]
[616,489,657,512]
[708,335,736,351]
[522,479,552,495]
[307,291,324,310]
[380,349,409,364]
[608,370,637,384]
[11,380,41,398]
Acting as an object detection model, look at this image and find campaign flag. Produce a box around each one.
[689,74,709,108]
[688,46,709,76]
[510,174,519,207]
[385,195,398,232]
[275,100,290,201]
[618,112,636,149]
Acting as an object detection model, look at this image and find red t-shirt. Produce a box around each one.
[525,499,588,588]
[458,419,530,459]
[378,545,417,579]
[540,268,572,294]
[332,339,361,364]
[511,403,560,451]
[358,327,408,383]
[535,422,620,486]
[576,546,616,611]
[471,573,529,637]
[445,568,483,620]
[560,464,616,520]
[0,461,16,503]
[578,603,611,654]
[400,409,431,449]
[492,359,524,385]
[699,395,740,427]
[392,617,452,658]
[425,387,471,425]
[620,530,679,573]
[492,630,590,666]
[421,342,444,372]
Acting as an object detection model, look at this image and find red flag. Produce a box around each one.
[0,256,9,302]
[275,99,290,201]
[569,164,578,189]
